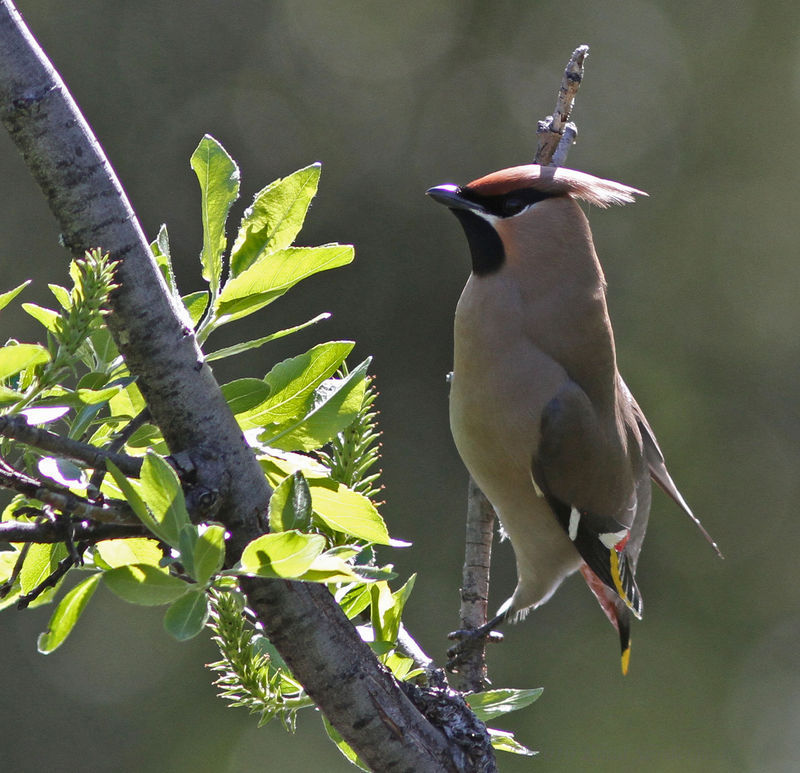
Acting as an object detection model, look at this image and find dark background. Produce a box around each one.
[1,2,798,771]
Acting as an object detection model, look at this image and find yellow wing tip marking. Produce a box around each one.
[608,549,634,611]
[621,642,631,676]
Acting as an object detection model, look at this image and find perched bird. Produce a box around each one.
[427,164,719,673]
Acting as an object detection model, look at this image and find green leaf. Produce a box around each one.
[269,471,312,532]
[37,573,101,653]
[263,357,368,451]
[382,574,415,644]
[192,524,227,585]
[239,531,326,578]
[76,384,123,404]
[96,538,164,568]
[105,460,155,530]
[22,302,59,332]
[230,163,321,277]
[19,543,67,594]
[182,291,209,326]
[0,280,30,312]
[239,341,353,430]
[164,589,210,640]
[139,452,191,548]
[215,244,354,324]
[298,553,361,583]
[0,343,50,380]
[466,688,544,721]
[191,135,240,295]
[150,224,176,295]
[487,728,538,757]
[309,478,392,544]
[221,378,271,416]
[322,715,370,772]
[103,563,188,606]
[48,283,70,310]
[205,312,331,363]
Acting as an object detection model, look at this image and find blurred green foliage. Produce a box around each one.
[0,1,798,771]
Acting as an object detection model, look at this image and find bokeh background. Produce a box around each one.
[1,1,798,771]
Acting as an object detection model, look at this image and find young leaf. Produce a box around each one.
[151,223,177,295]
[221,378,271,416]
[322,715,370,772]
[466,688,544,721]
[268,471,312,532]
[37,573,101,654]
[0,280,30,312]
[95,538,164,568]
[487,729,538,757]
[164,589,210,641]
[205,312,331,363]
[192,524,227,585]
[103,563,188,606]
[238,340,353,429]
[238,531,326,578]
[181,291,209,326]
[230,163,321,277]
[139,452,191,548]
[381,574,416,644]
[0,343,50,380]
[214,244,354,324]
[19,543,67,594]
[22,302,60,333]
[263,357,368,451]
[191,135,240,295]
[105,461,161,537]
[309,479,392,545]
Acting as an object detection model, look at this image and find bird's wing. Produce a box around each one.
[532,380,644,618]
[618,378,722,557]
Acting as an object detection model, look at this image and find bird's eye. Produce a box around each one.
[502,197,527,217]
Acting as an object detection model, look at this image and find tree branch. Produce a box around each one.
[0,2,472,768]
[0,414,142,477]
[0,518,145,543]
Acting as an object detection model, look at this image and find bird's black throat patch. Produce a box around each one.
[451,209,505,276]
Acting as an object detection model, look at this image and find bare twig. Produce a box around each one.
[88,407,151,491]
[0,414,142,477]
[0,518,144,543]
[451,477,497,692]
[0,457,135,523]
[534,44,589,166]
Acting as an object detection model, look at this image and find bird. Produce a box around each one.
[427,164,719,674]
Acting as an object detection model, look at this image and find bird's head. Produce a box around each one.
[427,165,646,276]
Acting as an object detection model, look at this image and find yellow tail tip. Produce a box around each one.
[621,643,631,676]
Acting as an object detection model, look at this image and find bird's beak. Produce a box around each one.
[426,184,485,214]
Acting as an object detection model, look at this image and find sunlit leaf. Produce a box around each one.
[239,531,326,578]
[38,457,86,489]
[466,688,544,721]
[37,573,101,654]
[221,378,271,416]
[96,538,163,568]
[0,343,50,380]
[182,291,209,326]
[487,728,537,757]
[262,357,368,451]
[238,341,353,430]
[191,135,240,295]
[205,312,331,363]
[103,563,187,606]
[18,543,67,594]
[0,280,30,312]
[139,452,190,548]
[21,302,59,332]
[309,478,392,545]
[20,405,69,424]
[230,163,321,277]
[215,244,353,324]
[192,524,227,585]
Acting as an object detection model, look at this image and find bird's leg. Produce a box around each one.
[446,611,507,672]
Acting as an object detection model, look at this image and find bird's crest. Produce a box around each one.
[465,164,646,209]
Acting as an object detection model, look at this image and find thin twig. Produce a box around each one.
[0,518,145,543]
[0,457,136,524]
[88,407,151,491]
[0,414,142,477]
[534,44,589,166]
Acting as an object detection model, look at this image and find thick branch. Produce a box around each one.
[0,2,469,769]
[0,519,144,543]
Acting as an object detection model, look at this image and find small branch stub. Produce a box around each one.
[534,44,589,166]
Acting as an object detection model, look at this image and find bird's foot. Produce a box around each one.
[446,614,505,671]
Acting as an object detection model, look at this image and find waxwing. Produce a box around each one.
[427,164,718,673]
